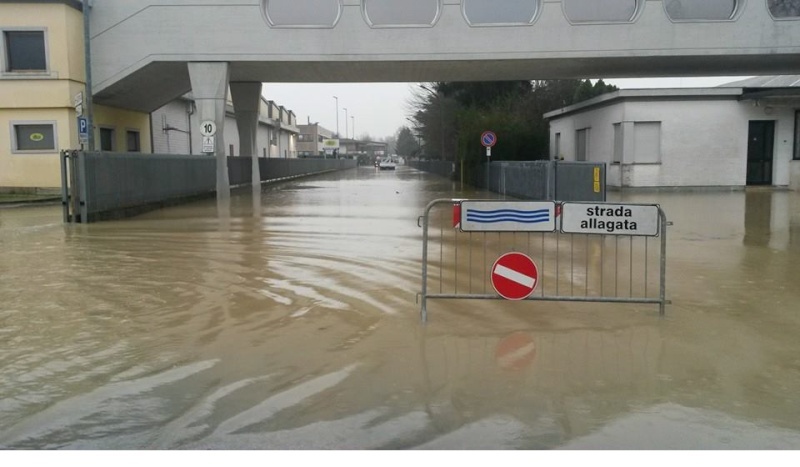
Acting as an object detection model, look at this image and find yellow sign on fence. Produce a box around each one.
[593,167,601,193]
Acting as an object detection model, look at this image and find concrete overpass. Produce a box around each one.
[85,0,800,192]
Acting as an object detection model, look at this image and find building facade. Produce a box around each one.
[297,123,334,158]
[0,0,153,192]
[545,79,800,189]
[151,95,298,158]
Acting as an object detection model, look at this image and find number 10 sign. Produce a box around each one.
[200,120,217,137]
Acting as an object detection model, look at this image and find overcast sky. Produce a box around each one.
[262,76,753,141]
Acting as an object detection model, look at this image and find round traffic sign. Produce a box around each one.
[200,120,217,137]
[481,131,497,148]
[491,252,539,300]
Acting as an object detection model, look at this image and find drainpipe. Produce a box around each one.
[83,0,95,151]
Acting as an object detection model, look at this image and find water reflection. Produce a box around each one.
[1,169,800,449]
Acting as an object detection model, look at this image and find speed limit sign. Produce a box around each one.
[200,120,217,137]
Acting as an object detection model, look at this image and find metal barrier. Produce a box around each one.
[473,161,607,202]
[418,198,668,323]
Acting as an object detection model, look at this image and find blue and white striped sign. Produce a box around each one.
[460,201,556,232]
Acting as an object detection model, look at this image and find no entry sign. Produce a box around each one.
[491,252,539,300]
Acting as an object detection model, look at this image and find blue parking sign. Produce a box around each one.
[78,116,89,143]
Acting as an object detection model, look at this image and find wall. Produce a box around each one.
[549,102,625,165]
[0,3,84,190]
[0,108,70,189]
[93,104,152,153]
[549,96,797,188]
[151,99,193,154]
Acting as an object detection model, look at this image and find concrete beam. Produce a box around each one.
[230,81,263,187]
[188,62,230,198]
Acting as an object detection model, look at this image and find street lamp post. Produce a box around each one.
[351,116,355,141]
[333,96,339,138]
[343,108,348,139]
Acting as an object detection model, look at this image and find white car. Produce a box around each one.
[378,159,397,170]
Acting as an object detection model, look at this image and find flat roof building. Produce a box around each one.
[545,76,800,190]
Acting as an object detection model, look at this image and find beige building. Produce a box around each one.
[297,123,334,158]
[1,0,151,192]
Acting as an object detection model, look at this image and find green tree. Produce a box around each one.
[395,126,419,157]
[406,79,618,184]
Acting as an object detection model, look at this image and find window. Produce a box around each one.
[11,122,56,152]
[3,30,46,72]
[794,110,800,160]
[263,0,341,27]
[554,132,561,159]
[576,128,589,161]
[463,0,539,25]
[364,0,440,27]
[613,123,623,163]
[664,0,738,21]
[633,122,661,163]
[126,130,141,152]
[564,0,639,23]
[100,127,115,151]
[768,0,800,18]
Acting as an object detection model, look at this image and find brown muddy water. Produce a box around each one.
[1,166,800,449]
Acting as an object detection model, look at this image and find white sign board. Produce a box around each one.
[460,201,556,232]
[74,92,84,116]
[200,120,217,137]
[322,139,340,149]
[560,203,660,236]
[202,136,215,153]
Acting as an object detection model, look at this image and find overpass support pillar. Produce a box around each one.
[188,62,230,198]
[230,82,263,188]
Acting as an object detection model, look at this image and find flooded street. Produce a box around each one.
[2,166,800,449]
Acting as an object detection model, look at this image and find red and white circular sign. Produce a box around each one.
[495,332,537,370]
[491,252,539,300]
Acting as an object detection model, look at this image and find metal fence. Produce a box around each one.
[411,160,606,202]
[418,199,668,323]
[61,151,356,223]
[409,160,456,180]
[476,161,607,202]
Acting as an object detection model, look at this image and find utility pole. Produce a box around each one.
[333,96,339,138]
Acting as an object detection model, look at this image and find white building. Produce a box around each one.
[545,76,800,190]
[151,94,298,158]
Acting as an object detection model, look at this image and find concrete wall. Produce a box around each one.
[549,96,797,188]
[151,99,193,155]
